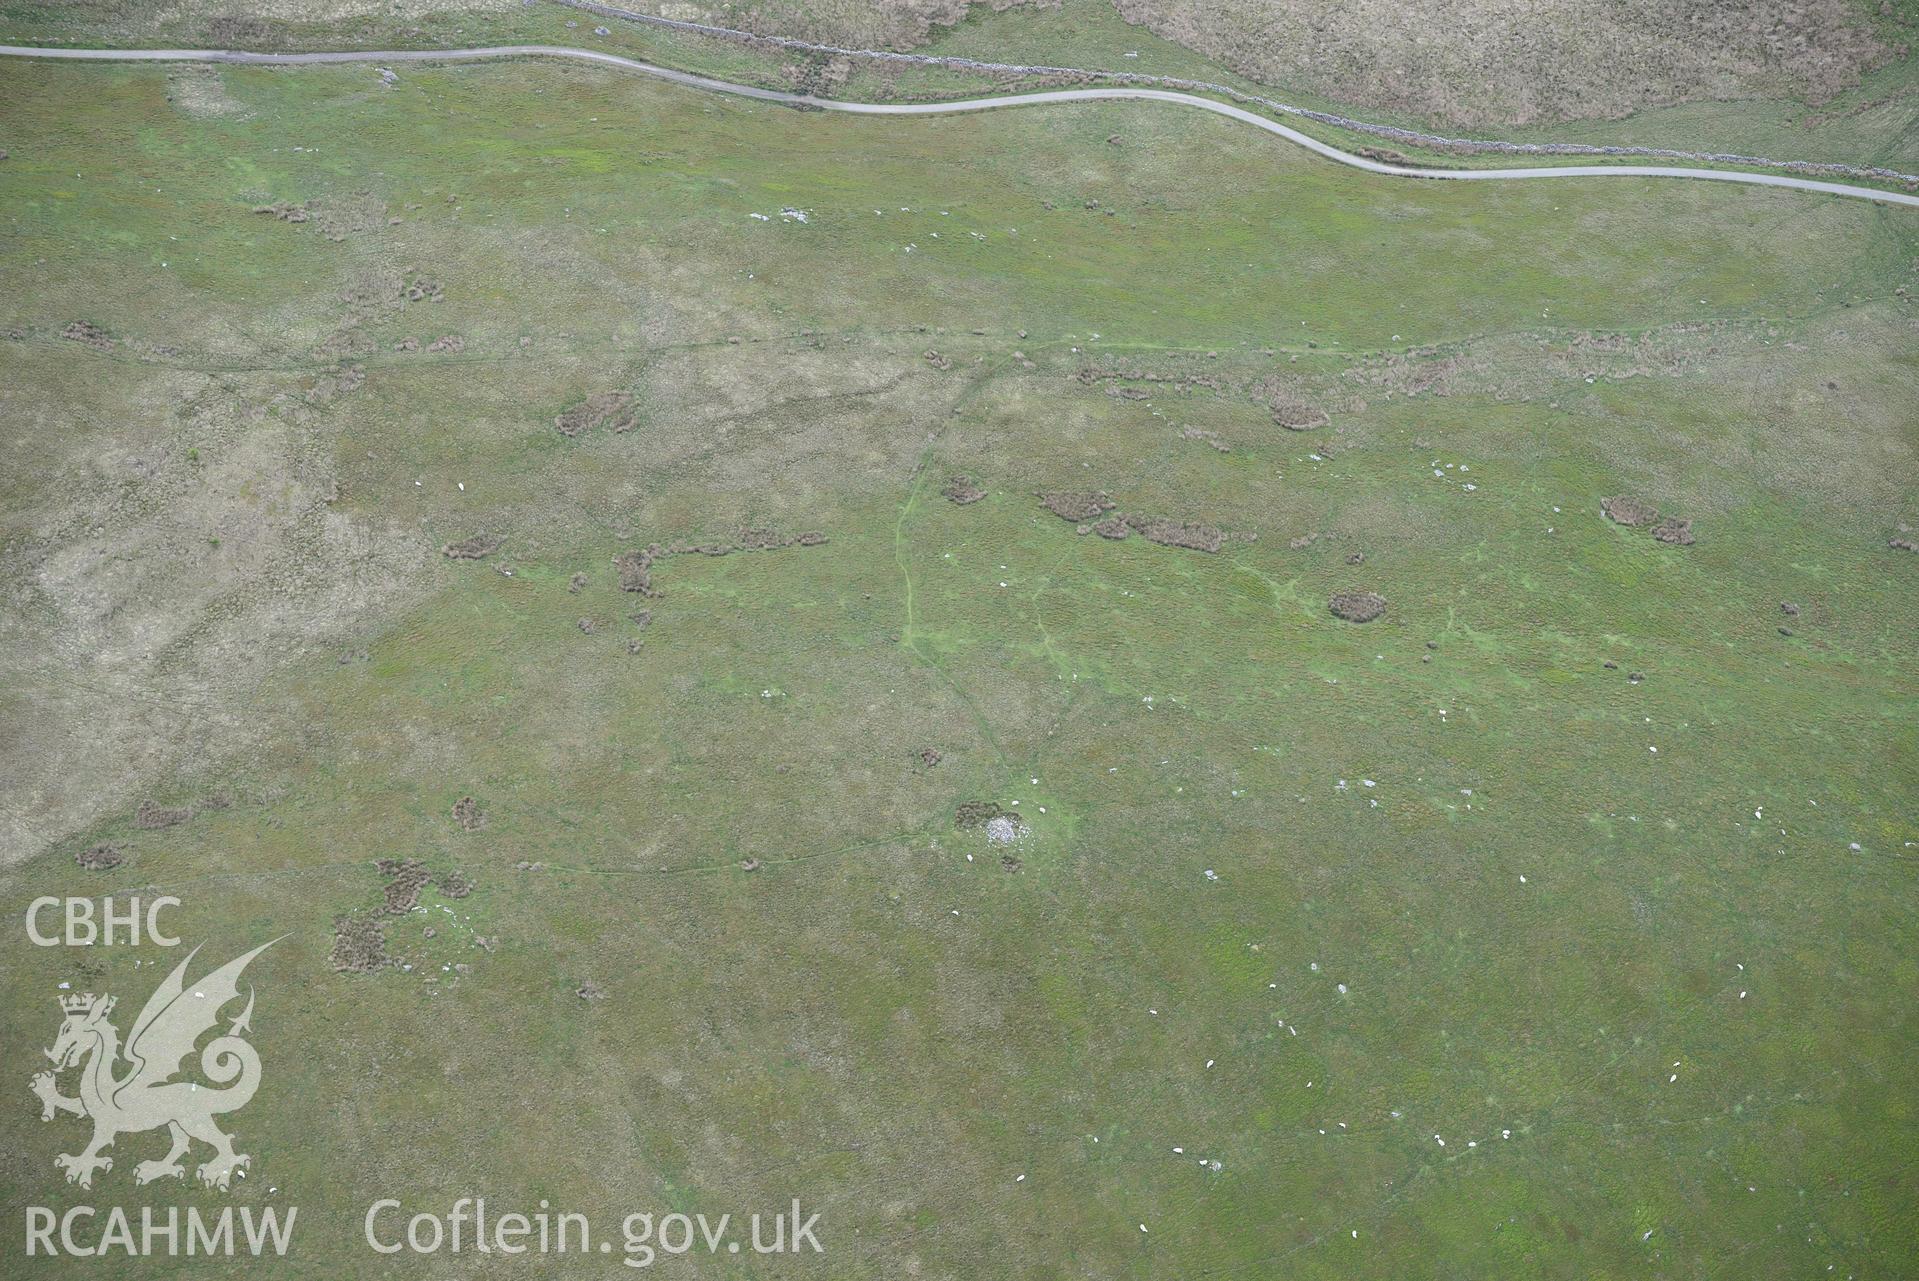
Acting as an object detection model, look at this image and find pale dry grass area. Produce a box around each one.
[683,0,1050,49]
[1112,0,1900,125]
[153,0,520,20]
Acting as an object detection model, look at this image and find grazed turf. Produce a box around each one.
[1,55,1915,1279]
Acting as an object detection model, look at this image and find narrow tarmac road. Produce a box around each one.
[3,43,1917,209]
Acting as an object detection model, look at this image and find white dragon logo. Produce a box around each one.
[29,940,277,1191]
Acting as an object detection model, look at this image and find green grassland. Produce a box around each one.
[2,52,1917,1278]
